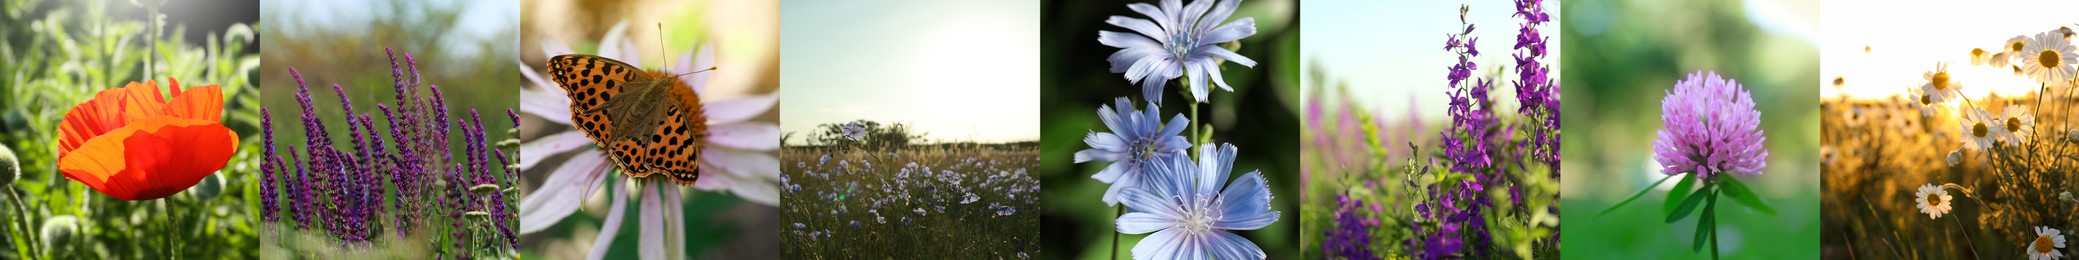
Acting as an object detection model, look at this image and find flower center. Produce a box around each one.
[1179,196,1219,234]
[1167,31,1199,59]
[1973,48,1986,57]
[2009,117,2023,133]
[1919,94,1933,105]
[1927,195,1941,206]
[1931,72,1951,90]
[1973,122,1990,138]
[1135,138,1161,161]
[2037,236,2055,254]
[2043,50,2063,68]
[2015,42,2028,53]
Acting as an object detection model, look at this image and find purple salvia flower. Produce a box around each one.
[1654,71,1767,179]
[260,109,281,222]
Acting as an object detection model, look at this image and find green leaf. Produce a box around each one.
[1663,173,1696,216]
[1720,177,1777,215]
[1666,183,1710,223]
[1596,173,1680,218]
[1693,190,1717,252]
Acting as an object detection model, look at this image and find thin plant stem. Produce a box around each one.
[1111,206,1123,260]
[1951,212,1978,259]
[6,188,37,258]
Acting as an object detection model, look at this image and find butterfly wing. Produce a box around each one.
[546,54,704,185]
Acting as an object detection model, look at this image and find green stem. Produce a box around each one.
[1710,187,1720,260]
[6,188,37,258]
[1111,206,1123,260]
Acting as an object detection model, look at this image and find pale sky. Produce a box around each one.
[264,0,518,59]
[1821,0,2079,100]
[1301,0,1562,121]
[779,0,1039,145]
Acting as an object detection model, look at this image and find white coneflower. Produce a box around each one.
[1914,184,1952,219]
[2031,226,2068,260]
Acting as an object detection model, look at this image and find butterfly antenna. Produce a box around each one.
[660,22,717,78]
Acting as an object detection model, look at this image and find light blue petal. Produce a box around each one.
[1108,47,1165,73]
[1092,159,1133,183]
[1083,132,1130,153]
[1132,228,1188,260]
[1116,212,1176,234]
[1196,44,1258,67]
[1159,113,1190,138]
[1076,147,1126,164]
[1127,3,1173,32]
[1208,231,1267,260]
[1106,16,1169,44]
[1125,54,1171,84]
[1100,168,1134,206]
[1141,71,1171,105]
[1215,172,1277,230]
[1097,99,1129,135]
[1185,60,1210,103]
[1197,17,1256,45]
[1196,0,1242,33]
[1197,58,1235,92]
[1157,136,1192,154]
[1120,184,1185,220]
[1098,30,1163,50]
[1196,144,1237,196]
[1158,0,1186,26]
[1177,0,1214,29]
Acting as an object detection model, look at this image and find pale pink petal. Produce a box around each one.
[702,94,775,124]
[521,60,563,95]
[520,85,574,125]
[664,186,688,259]
[701,147,779,180]
[519,131,592,169]
[586,175,629,260]
[518,150,609,234]
[726,173,780,206]
[706,122,778,151]
[678,42,716,94]
[598,21,641,68]
[692,167,736,191]
[541,36,575,58]
[639,180,667,260]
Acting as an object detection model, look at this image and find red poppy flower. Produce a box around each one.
[56,78,238,200]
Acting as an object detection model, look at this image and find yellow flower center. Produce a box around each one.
[1973,48,1986,57]
[2037,236,2056,254]
[2043,50,2063,68]
[2009,117,2023,133]
[2015,41,2028,53]
[1927,195,1941,206]
[1973,122,1990,138]
[1932,72,1951,90]
[1919,94,1933,105]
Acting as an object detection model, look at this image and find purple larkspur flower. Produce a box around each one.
[1098,0,1258,104]
[1077,97,1191,206]
[1323,194,1379,260]
[1511,0,1559,168]
[1653,71,1768,179]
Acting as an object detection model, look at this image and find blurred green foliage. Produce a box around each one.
[0,0,261,258]
[1559,0,1821,259]
[1038,0,1302,258]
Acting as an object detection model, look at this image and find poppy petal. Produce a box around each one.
[59,87,144,156]
[118,80,171,119]
[57,117,238,200]
[165,84,225,122]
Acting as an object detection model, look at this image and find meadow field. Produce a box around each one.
[780,144,1040,259]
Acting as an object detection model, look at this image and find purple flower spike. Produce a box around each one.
[1654,71,1768,179]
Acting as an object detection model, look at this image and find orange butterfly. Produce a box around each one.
[546,54,712,185]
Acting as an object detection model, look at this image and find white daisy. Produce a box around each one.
[1914,184,1952,219]
[1908,86,1939,117]
[1999,104,2036,146]
[1842,104,1867,127]
[1994,35,2031,68]
[1923,62,1962,104]
[2033,226,2068,260]
[2023,31,2079,85]
[1960,108,2001,152]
